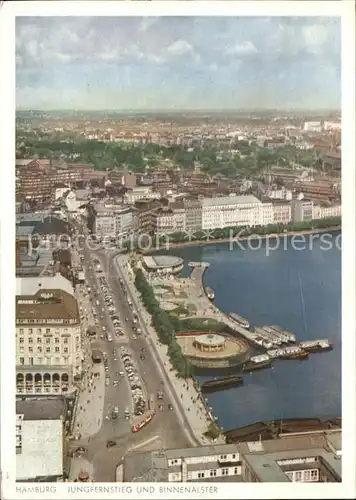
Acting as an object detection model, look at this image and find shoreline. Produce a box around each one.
[147,225,341,253]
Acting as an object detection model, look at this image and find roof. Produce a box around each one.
[16,274,74,297]
[16,225,35,237]
[202,195,261,207]
[16,289,79,322]
[16,419,63,480]
[16,398,66,420]
[142,255,183,269]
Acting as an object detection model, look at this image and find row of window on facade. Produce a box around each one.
[18,356,71,365]
[18,336,74,344]
[18,346,70,354]
[18,327,72,334]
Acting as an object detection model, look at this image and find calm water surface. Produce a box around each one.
[162,232,341,430]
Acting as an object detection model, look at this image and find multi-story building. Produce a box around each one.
[184,199,203,233]
[295,181,340,202]
[124,187,161,204]
[93,203,134,239]
[132,199,162,235]
[152,208,179,235]
[303,121,322,133]
[260,202,274,226]
[264,168,310,186]
[16,167,54,202]
[202,195,262,230]
[271,201,292,225]
[313,203,341,219]
[123,430,341,482]
[16,276,82,395]
[291,199,314,223]
[16,414,64,482]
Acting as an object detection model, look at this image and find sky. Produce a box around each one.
[16,16,341,111]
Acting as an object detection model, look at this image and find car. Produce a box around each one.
[168,404,173,411]
[113,380,119,386]
[105,378,110,386]
[106,440,116,448]
[132,335,137,340]
[119,371,124,376]
[140,355,145,361]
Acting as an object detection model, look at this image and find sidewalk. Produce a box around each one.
[73,362,105,439]
[117,255,224,445]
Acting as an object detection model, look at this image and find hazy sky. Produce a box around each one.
[16,16,341,111]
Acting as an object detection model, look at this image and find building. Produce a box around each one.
[303,121,322,133]
[184,199,203,233]
[122,171,137,189]
[16,415,64,482]
[239,431,341,482]
[124,187,161,204]
[271,201,292,225]
[132,199,162,235]
[93,203,134,239]
[264,168,310,185]
[323,121,341,132]
[123,430,341,483]
[152,208,183,235]
[141,255,184,275]
[202,195,262,230]
[16,280,82,395]
[291,199,314,223]
[313,203,341,219]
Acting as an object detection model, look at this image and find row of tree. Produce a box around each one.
[123,217,341,252]
[134,268,192,378]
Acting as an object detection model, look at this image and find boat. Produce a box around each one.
[279,350,309,360]
[205,287,215,300]
[200,375,243,393]
[131,411,155,433]
[229,313,250,329]
[241,354,272,372]
[298,340,333,353]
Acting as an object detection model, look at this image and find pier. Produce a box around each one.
[189,263,265,345]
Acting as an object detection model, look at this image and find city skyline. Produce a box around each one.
[16,16,340,111]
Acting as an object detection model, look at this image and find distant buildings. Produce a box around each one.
[201,195,262,230]
[123,430,341,482]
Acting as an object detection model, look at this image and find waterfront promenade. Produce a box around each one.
[116,254,225,445]
[189,264,260,344]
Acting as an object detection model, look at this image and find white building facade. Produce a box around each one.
[202,195,262,230]
[16,281,83,395]
[313,204,341,219]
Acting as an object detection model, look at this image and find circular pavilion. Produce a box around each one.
[193,333,226,353]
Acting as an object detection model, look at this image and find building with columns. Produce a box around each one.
[16,275,82,395]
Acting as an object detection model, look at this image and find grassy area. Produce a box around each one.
[172,317,226,332]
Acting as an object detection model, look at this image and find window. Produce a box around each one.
[234,467,239,474]
[37,346,42,353]
[28,328,33,334]
[46,347,51,353]
[221,468,229,476]
[55,347,60,353]
[19,338,24,344]
[46,328,50,334]
[210,470,217,477]
[37,328,42,334]
[197,472,205,479]
[295,471,302,482]
[220,455,227,460]
[232,454,236,459]
[28,347,33,352]
[64,347,68,353]
[55,338,59,344]
[310,469,319,482]
[28,338,33,344]
[46,338,51,344]
[29,357,33,366]
[20,357,24,365]
[64,338,68,344]
[19,328,24,334]
[37,337,41,343]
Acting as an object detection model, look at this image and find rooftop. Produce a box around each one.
[16,419,63,480]
[16,274,74,297]
[202,195,261,207]
[142,255,183,269]
[16,397,66,420]
[16,289,79,322]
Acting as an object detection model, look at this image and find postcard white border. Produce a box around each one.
[1,1,355,499]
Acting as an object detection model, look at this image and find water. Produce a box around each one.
[160,232,341,430]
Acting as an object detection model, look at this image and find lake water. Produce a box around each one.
[162,231,341,430]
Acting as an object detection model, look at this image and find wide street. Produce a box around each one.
[68,227,192,481]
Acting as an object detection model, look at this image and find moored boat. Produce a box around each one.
[200,375,243,393]
[241,353,272,372]
[280,350,309,360]
[205,287,215,300]
[298,339,333,353]
[229,313,250,329]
